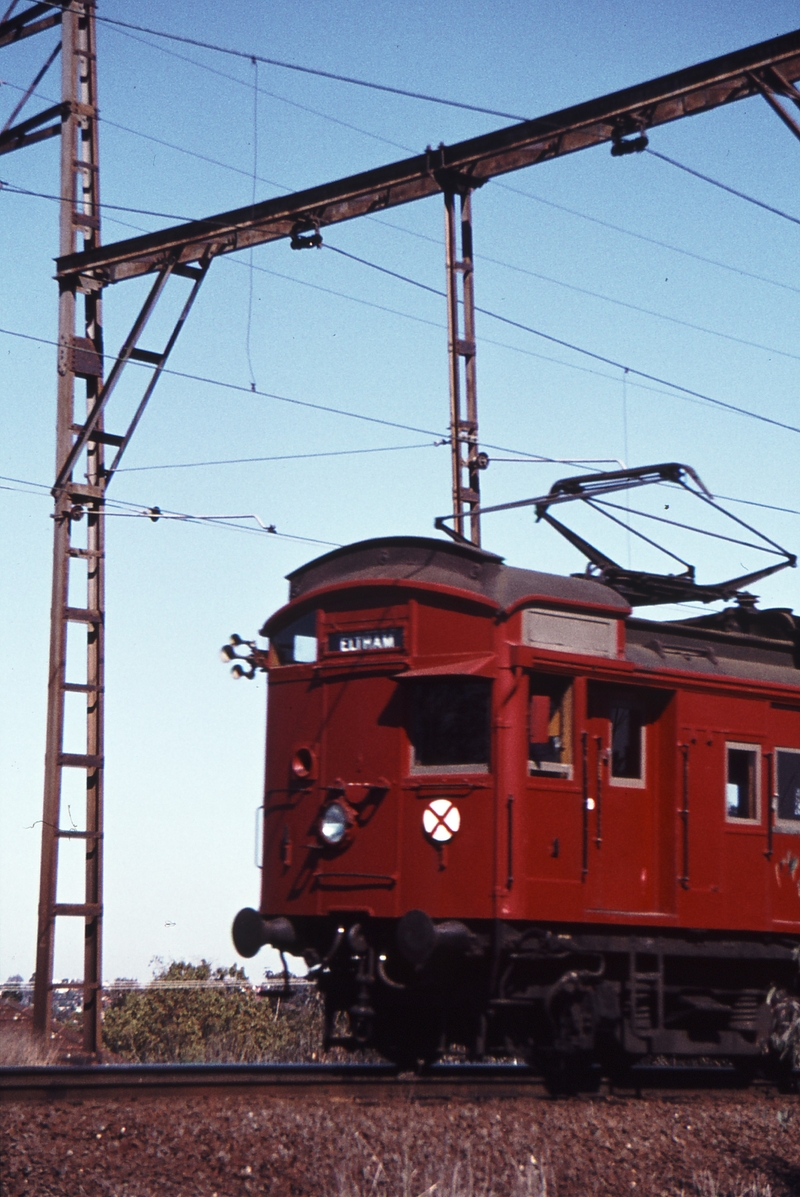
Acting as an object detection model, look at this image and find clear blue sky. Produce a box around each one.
[2,0,799,984]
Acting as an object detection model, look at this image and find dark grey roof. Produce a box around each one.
[626,618,799,684]
[286,535,630,613]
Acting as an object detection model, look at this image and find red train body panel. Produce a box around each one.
[233,535,800,1083]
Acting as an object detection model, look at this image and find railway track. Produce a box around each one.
[3,1061,796,1100]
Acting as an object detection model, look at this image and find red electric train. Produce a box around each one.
[230,464,800,1087]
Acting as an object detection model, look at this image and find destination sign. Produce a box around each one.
[328,628,404,654]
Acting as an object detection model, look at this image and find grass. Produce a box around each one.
[0,1023,59,1066]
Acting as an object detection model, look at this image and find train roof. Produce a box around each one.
[285,535,631,614]
[274,536,799,685]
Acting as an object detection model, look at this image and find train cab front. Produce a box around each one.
[231,537,503,1060]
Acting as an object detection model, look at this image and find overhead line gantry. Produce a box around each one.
[2,3,798,1049]
[54,26,800,549]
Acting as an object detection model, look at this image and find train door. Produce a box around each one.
[680,692,770,929]
[524,671,586,920]
[313,673,402,911]
[674,727,724,925]
[584,683,673,915]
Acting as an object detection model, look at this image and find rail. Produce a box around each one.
[2,1061,796,1100]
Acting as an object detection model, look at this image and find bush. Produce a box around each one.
[102,960,324,1063]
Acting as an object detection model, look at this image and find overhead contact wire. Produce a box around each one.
[115,442,444,474]
[0,324,445,439]
[0,472,338,545]
[7,178,796,367]
[322,245,800,436]
[85,10,530,122]
[646,149,800,227]
[494,180,800,297]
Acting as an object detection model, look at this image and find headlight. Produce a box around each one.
[319,801,348,844]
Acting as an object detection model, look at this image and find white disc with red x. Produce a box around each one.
[422,798,461,842]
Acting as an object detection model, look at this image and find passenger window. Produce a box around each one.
[529,675,573,777]
[776,749,800,829]
[410,679,490,773]
[610,705,644,782]
[726,744,759,821]
[269,610,317,665]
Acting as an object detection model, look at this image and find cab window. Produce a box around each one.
[269,610,317,665]
[529,674,573,777]
[410,679,490,773]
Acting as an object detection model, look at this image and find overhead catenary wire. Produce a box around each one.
[716,494,800,519]
[3,288,798,465]
[3,74,799,456]
[6,78,800,380]
[494,180,800,298]
[4,472,799,575]
[78,8,530,123]
[88,198,799,412]
[0,179,201,223]
[322,244,800,437]
[10,172,799,367]
[98,508,340,546]
[0,472,339,545]
[69,2,800,214]
[6,49,800,412]
[115,441,446,474]
[6,470,800,526]
[0,323,447,439]
[3,231,799,453]
[0,323,608,474]
[99,24,417,158]
[0,74,298,195]
[216,250,799,423]
[7,171,800,368]
[27,4,800,242]
[362,217,800,363]
[646,148,800,228]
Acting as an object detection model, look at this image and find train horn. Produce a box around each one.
[396,909,476,967]
[232,908,296,958]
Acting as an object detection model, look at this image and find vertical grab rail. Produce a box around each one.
[764,752,774,860]
[594,734,603,848]
[581,731,589,879]
[679,743,690,889]
[506,793,514,889]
